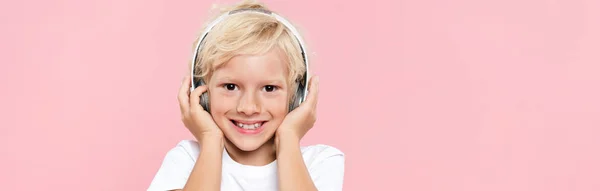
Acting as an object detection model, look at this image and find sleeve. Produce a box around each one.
[147,143,196,191]
[308,146,346,191]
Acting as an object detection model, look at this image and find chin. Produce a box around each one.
[230,138,265,151]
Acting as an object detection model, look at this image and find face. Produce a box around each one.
[208,47,290,151]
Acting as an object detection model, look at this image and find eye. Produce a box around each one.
[263,85,278,92]
[223,83,238,91]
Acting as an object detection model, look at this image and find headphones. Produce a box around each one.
[190,8,309,114]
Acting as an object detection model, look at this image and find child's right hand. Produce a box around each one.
[178,76,223,145]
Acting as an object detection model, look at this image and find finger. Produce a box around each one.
[178,76,191,114]
[190,85,208,112]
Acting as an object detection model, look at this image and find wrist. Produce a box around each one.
[199,133,224,150]
[276,129,300,142]
[275,130,300,149]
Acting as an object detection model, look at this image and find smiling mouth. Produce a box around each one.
[230,120,266,130]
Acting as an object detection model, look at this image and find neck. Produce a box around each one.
[224,137,276,166]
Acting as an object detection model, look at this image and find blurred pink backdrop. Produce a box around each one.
[1,0,600,190]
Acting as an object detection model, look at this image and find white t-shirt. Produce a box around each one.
[147,140,345,191]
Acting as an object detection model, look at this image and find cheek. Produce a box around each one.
[208,91,236,113]
[262,95,289,117]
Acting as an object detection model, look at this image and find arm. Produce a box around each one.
[276,132,318,191]
[178,76,225,191]
[182,135,224,191]
[275,76,323,191]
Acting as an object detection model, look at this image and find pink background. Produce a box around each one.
[1,0,600,190]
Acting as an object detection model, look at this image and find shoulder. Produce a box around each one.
[158,139,201,164]
[300,144,345,168]
[147,140,200,191]
[170,139,201,161]
[300,144,346,190]
[301,144,345,158]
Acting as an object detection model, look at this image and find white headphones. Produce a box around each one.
[190,8,309,113]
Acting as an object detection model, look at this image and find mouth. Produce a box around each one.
[229,119,267,135]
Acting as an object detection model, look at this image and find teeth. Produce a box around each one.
[235,121,262,129]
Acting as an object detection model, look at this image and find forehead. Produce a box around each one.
[212,48,289,80]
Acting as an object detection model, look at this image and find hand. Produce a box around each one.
[276,76,320,143]
[178,76,223,144]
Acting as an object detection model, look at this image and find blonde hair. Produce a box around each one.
[191,0,307,101]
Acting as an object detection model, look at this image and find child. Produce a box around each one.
[148,0,345,190]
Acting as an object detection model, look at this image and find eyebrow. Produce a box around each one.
[213,77,237,83]
[215,77,286,85]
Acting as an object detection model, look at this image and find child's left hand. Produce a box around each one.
[276,76,320,142]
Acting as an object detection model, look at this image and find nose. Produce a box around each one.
[236,91,261,115]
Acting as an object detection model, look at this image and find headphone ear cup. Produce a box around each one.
[200,91,210,113]
[289,81,305,112]
[197,79,211,113]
